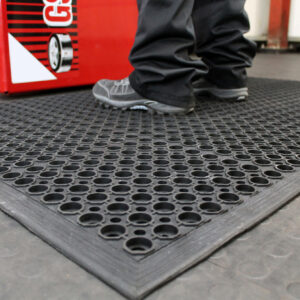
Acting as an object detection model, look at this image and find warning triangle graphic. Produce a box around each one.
[8,33,57,84]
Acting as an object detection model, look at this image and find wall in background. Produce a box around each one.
[245,0,300,45]
[245,0,270,41]
[289,0,300,41]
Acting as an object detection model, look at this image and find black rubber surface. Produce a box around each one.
[0,78,299,299]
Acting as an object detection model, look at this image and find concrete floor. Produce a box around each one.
[0,53,300,300]
[248,52,300,81]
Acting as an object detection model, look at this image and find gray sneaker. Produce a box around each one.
[193,78,248,101]
[93,77,195,114]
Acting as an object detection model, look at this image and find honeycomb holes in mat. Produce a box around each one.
[0,81,299,256]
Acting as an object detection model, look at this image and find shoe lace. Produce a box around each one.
[113,78,131,94]
[115,78,129,86]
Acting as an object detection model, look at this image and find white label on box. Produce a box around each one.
[8,34,57,84]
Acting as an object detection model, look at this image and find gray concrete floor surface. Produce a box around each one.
[0,53,300,300]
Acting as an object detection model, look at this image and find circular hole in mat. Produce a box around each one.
[154,160,169,166]
[275,164,295,172]
[188,159,204,166]
[58,202,83,214]
[120,159,135,166]
[27,185,49,195]
[69,185,89,194]
[132,193,152,204]
[218,192,241,204]
[249,176,271,186]
[63,165,80,172]
[194,185,214,195]
[235,184,256,195]
[222,159,238,166]
[78,213,103,227]
[170,154,185,160]
[160,217,171,223]
[263,170,283,179]
[0,167,10,174]
[4,156,20,162]
[115,171,133,178]
[14,177,34,187]
[124,237,153,255]
[153,171,171,178]
[153,185,173,194]
[115,197,125,202]
[26,166,45,173]
[182,206,193,211]
[2,172,21,180]
[287,159,300,167]
[86,193,107,203]
[153,224,179,239]
[111,185,131,194]
[199,202,222,214]
[14,161,32,168]
[93,177,112,186]
[99,224,126,240]
[186,149,200,155]
[42,193,65,204]
[266,154,282,161]
[37,155,53,162]
[110,217,121,223]
[39,171,58,179]
[135,165,152,172]
[216,149,231,155]
[133,177,152,185]
[177,212,202,226]
[173,177,192,185]
[49,160,65,167]
[71,197,81,202]
[207,165,224,172]
[99,165,116,172]
[54,177,73,185]
[172,164,189,172]
[89,206,101,212]
[84,159,99,166]
[128,213,152,226]
[77,170,96,178]
[107,203,130,214]
[191,171,209,179]
[203,154,218,161]
[235,154,251,160]
[153,202,175,214]
[136,206,147,212]
[211,177,231,186]
[137,154,152,160]
[227,170,246,179]
[202,197,212,201]
[134,230,146,236]
[241,164,259,172]
[175,193,196,203]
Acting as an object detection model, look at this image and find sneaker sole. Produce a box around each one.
[194,86,248,101]
[93,85,194,114]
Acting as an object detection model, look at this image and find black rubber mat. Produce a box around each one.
[0,78,300,299]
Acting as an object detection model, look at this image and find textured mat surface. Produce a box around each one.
[0,78,299,299]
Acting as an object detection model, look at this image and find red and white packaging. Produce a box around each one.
[0,0,138,94]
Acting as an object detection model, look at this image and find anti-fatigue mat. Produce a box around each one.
[0,78,300,299]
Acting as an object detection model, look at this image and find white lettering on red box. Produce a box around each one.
[43,0,73,27]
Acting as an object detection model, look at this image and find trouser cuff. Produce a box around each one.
[129,72,193,108]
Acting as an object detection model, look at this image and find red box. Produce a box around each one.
[0,0,138,94]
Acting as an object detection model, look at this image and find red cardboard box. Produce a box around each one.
[0,0,138,94]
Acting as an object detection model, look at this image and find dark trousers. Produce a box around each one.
[129,0,256,107]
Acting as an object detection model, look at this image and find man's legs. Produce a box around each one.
[93,0,256,112]
[128,0,207,108]
[93,0,208,113]
[192,0,256,92]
